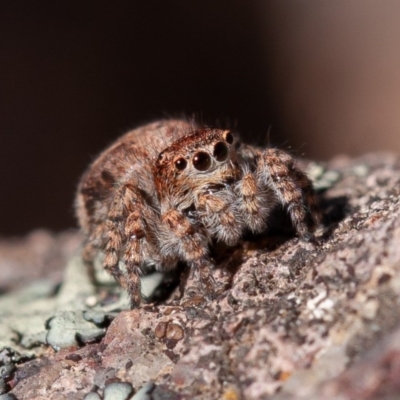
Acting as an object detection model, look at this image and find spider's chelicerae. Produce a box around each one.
[76,119,320,307]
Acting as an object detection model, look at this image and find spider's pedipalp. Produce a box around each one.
[196,188,243,246]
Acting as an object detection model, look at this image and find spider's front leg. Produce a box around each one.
[257,148,320,241]
[158,208,220,299]
[234,166,275,234]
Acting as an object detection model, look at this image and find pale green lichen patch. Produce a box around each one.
[0,279,58,353]
[46,311,107,351]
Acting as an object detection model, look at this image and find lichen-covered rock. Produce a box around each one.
[2,152,400,399]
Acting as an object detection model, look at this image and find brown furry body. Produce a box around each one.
[76,119,319,307]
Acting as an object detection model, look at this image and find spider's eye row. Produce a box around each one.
[225,132,234,144]
[213,142,229,162]
[174,158,187,170]
[192,152,211,171]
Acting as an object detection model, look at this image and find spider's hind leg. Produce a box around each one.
[102,182,160,308]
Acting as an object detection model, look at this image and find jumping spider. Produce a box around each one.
[76,119,319,307]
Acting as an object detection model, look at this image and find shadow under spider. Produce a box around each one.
[146,263,186,304]
[318,194,351,240]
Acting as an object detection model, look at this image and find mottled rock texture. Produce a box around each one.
[2,153,400,400]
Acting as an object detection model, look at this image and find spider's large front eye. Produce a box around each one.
[192,152,211,171]
[175,158,187,170]
[213,142,229,162]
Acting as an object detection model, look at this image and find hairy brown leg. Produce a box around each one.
[159,209,220,299]
[257,148,320,241]
[103,182,158,307]
[235,170,276,233]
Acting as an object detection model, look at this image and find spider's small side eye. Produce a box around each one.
[225,132,234,144]
[213,142,229,162]
[175,158,187,170]
[193,152,211,171]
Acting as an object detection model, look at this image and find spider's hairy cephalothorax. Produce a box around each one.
[76,119,320,307]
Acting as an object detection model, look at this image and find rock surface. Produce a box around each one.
[2,153,400,399]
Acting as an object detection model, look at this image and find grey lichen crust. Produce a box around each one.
[2,152,400,399]
[0,254,119,355]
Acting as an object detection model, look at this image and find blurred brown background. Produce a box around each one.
[1,1,400,235]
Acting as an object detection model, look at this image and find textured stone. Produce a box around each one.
[83,393,101,400]
[131,383,155,400]
[103,382,134,400]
